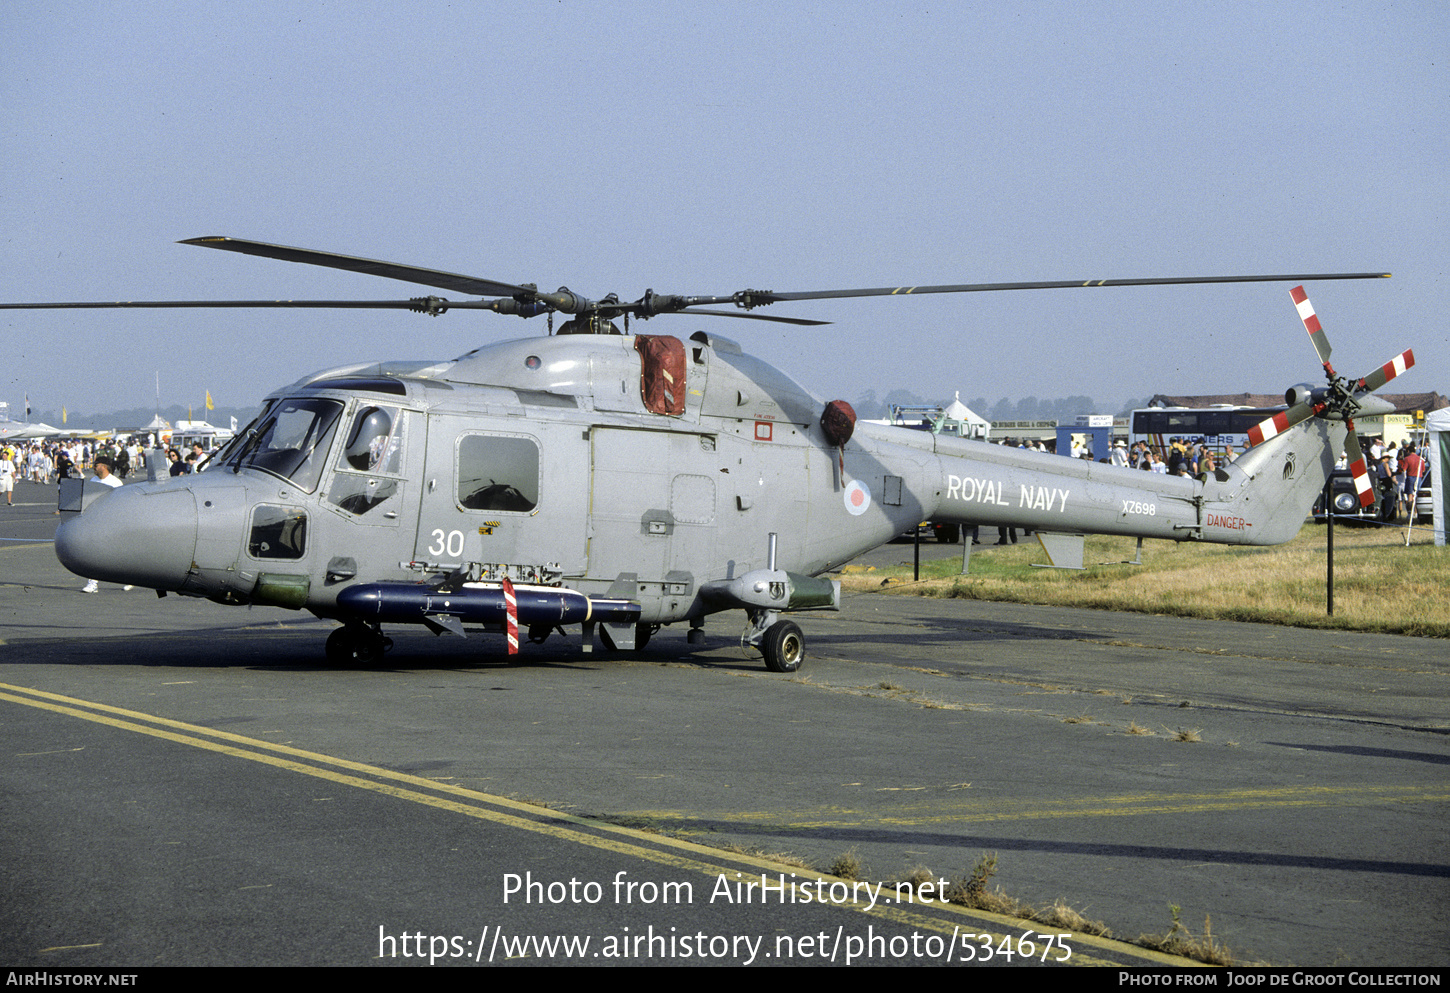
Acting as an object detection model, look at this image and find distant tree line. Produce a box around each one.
[21,404,262,432]
[852,389,1152,422]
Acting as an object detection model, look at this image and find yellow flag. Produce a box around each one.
[205,390,214,411]
[62,407,67,425]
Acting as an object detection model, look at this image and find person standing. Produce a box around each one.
[1401,443,1424,518]
[80,457,130,593]
[0,450,15,506]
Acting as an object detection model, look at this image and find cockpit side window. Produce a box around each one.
[456,434,539,512]
[341,405,400,473]
[325,405,408,519]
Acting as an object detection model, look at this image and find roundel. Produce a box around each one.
[843,479,871,516]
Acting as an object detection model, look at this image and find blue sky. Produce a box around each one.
[2,1,1444,418]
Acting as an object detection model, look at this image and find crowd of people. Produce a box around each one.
[0,435,211,491]
[1364,437,1427,520]
[0,435,215,590]
[1104,434,1428,519]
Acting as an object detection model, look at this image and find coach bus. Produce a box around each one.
[1129,405,1283,462]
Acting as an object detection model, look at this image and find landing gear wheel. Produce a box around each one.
[326,626,389,666]
[761,620,804,673]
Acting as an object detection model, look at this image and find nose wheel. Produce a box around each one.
[745,609,805,673]
[326,624,393,666]
[761,619,804,672]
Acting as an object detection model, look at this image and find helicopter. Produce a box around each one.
[5,238,1408,671]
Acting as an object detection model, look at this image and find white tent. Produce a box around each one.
[1427,408,1450,546]
[942,392,992,440]
[0,421,68,441]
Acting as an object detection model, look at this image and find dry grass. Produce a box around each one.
[838,524,1450,636]
[1138,905,1238,965]
[828,848,863,881]
[900,853,1114,937]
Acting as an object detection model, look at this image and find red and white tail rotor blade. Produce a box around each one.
[1291,285,1334,371]
[1247,402,1316,447]
[1342,426,1376,508]
[1356,349,1415,395]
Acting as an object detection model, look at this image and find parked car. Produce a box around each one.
[1313,469,1398,525]
[1415,480,1434,524]
[895,521,962,543]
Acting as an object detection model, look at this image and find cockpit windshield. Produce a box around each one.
[222,397,343,492]
[205,401,274,471]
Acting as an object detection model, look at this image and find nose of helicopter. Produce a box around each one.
[55,486,199,590]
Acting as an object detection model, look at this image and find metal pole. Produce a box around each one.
[1325,480,1334,616]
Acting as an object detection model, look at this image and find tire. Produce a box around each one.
[761,620,804,673]
[326,627,379,666]
[325,627,389,666]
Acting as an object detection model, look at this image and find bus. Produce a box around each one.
[1129,405,1282,464]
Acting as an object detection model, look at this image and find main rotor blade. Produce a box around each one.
[180,236,534,299]
[725,272,1391,308]
[0,299,450,312]
[677,308,830,326]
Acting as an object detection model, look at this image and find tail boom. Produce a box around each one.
[922,423,1341,548]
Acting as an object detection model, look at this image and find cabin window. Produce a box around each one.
[248,505,308,559]
[456,434,539,512]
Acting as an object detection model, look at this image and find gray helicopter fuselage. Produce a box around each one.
[55,329,1354,633]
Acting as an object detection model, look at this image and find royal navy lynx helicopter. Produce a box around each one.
[7,239,1406,670]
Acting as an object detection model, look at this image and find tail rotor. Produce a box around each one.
[1246,286,1414,507]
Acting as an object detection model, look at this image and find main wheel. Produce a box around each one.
[761,619,804,673]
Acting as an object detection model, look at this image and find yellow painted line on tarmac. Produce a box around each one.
[0,680,1184,965]
[624,783,1450,830]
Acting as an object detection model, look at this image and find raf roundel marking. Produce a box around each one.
[844,479,871,516]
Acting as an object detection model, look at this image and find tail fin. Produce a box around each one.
[1205,415,1350,545]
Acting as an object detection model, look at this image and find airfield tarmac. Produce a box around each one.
[1,483,1446,967]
